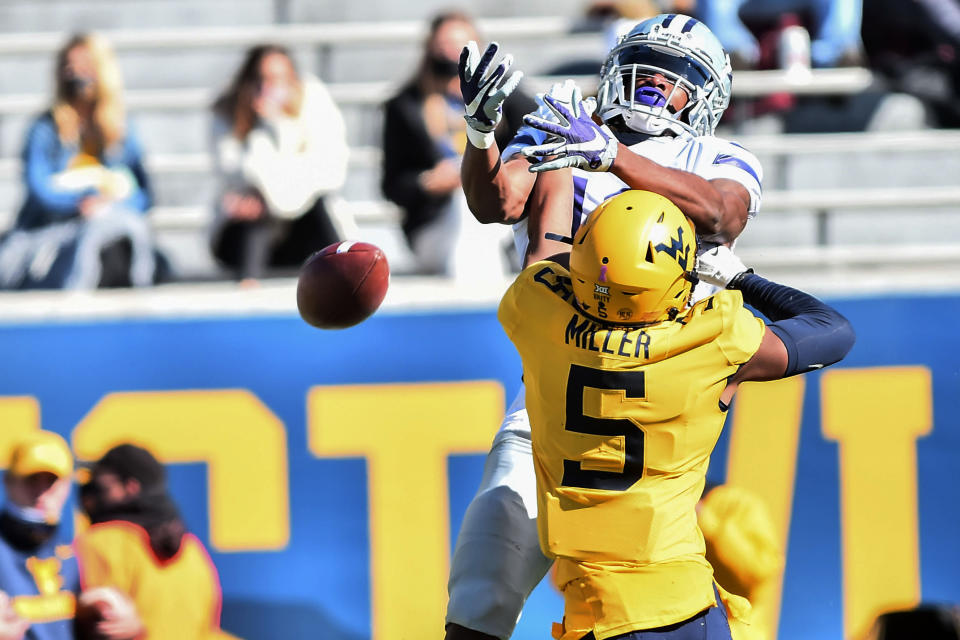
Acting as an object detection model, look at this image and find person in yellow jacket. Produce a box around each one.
[73,444,238,640]
[698,483,784,640]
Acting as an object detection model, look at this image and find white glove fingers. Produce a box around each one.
[521,141,566,158]
[529,156,574,173]
[492,70,523,103]
[461,41,480,82]
[569,84,584,118]
[546,79,577,103]
[583,96,598,115]
[693,246,749,287]
[496,53,515,78]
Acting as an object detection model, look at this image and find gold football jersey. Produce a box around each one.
[499,261,766,639]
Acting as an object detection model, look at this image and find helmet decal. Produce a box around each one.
[653,225,691,269]
[569,190,697,325]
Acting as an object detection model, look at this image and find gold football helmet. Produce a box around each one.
[569,190,698,325]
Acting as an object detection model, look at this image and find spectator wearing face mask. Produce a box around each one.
[381,11,535,278]
[210,44,349,284]
[0,33,159,290]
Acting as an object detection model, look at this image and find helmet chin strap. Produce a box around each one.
[628,111,687,136]
[603,106,687,137]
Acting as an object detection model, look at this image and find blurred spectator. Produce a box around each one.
[0,34,158,290]
[861,0,960,128]
[546,2,696,84]
[696,0,863,69]
[0,431,141,640]
[698,483,784,640]
[0,431,76,640]
[548,0,663,78]
[866,604,960,640]
[381,11,534,278]
[211,45,348,283]
[74,444,234,640]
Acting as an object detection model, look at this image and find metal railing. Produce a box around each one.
[1,131,959,258]
[4,185,953,235]
[0,67,875,117]
[4,129,958,181]
[0,18,573,54]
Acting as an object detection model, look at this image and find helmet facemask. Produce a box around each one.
[597,35,731,137]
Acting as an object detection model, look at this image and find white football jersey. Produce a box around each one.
[504,126,763,301]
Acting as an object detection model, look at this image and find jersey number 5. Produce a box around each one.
[562,364,646,491]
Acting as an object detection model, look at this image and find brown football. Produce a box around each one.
[296,241,390,329]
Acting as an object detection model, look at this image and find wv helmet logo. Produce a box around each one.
[654,226,690,269]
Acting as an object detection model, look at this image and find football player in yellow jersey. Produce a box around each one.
[498,190,855,640]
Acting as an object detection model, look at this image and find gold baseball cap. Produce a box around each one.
[8,431,74,479]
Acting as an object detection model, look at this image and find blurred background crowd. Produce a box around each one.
[0,1,959,639]
[1,432,236,639]
[0,0,957,289]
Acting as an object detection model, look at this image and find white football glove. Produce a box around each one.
[459,41,523,149]
[696,246,752,288]
[534,79,597,118]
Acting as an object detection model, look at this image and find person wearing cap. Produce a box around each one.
[0,432,142,640]
[0,430,78,640]
[74,444,235,640]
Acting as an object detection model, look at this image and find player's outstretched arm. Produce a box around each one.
[609,151,750,243]
[459,41,534,224]
[462,149,536,224]
[521,92,750,243]
[523,166,573,266]
[698,247,856,401]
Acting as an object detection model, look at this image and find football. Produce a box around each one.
[296,241,390,329]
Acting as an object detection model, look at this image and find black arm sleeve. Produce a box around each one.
[732,273,856,376]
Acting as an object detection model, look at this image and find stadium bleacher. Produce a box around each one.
[0,5,958,285]
[2,7,960,640]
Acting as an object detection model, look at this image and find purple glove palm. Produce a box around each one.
[521,85,619,172]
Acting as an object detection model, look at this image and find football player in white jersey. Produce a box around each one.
[446,14,763,640]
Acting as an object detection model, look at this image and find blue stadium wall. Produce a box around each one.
[0,292,957,640]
